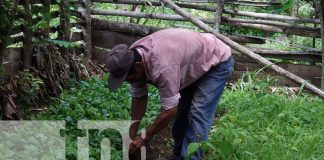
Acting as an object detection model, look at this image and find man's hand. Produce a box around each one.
[129,135,145,155]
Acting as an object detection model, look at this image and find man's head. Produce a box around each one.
[106,44,145,91]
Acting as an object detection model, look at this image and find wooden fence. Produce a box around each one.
[89,0,323,87]
[1,0,323,87]
[0,0,91,74]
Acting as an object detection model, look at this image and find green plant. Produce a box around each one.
[0,0,15,46]
[298,1,315,18]
[201,72,323,159]
[17,70,44,105]
[33,75,161,159]
[268,0,295,13]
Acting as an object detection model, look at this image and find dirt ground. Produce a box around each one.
[146,126,173,160]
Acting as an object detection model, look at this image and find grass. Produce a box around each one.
[202,74,324,160]
[32,72,324,160]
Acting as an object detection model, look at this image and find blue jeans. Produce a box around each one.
[172,57,234,160]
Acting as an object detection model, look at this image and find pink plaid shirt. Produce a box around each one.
[129,29,231,110]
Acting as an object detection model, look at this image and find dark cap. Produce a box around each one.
[106,44,134,91]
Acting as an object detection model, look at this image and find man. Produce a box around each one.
[106,28,234,159]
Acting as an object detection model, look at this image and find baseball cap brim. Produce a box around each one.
[107,70,129,91]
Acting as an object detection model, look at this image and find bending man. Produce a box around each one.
[106,28,234,159]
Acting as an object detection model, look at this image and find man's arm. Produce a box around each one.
[144,106,178,140]
[129,95,148,139]
[129,106,178,154]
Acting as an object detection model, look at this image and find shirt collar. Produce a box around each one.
[135,47,152,83]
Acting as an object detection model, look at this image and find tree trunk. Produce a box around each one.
[161,0,324,98]
[319,0,324,90]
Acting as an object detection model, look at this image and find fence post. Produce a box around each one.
[82,0,92,59]
[214,0,224,32]
[42,0,51,37]
[22,0,33,68]
[59,0,71,55]
[319,0,324,91]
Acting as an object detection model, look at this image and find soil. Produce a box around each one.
[146,126,173,160]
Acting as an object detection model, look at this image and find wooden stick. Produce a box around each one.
[92,18,265,44]
[23,0,33,68]
[58,0,70,55]
[227,22,320,38]
[92,9,319,33]
[247,48,321,63]
[319,0,324,90]
[224,9,321,24]
[92,0,215,11]
[222,17,320,31]
[226,1,281,7]
[91,9,321,37]
[214,0,224,32]
[91,0,320,24]
[83,0,92,58]
[92,18,155,35]
[226,34,265,44]
[161,0,324,98]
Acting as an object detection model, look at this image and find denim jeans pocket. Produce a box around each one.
[214,56,234,76]
[226,56,234,75]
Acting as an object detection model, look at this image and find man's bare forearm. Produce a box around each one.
[141,106,178,142]
[129,96,148,139]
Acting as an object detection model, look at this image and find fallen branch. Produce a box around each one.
[161,0,324,98]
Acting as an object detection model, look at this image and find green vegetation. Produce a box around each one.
[2,0,321,159]
[32,71,324,159]
[33,75,160,159]
[187,72,324,159]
